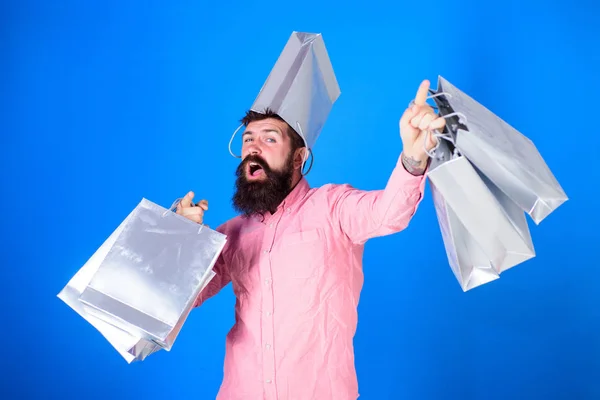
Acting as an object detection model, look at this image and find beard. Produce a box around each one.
[232,153,295,218]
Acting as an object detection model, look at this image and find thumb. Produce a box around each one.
[180,191,194,208]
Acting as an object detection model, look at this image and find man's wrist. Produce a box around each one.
[400,151,429,176]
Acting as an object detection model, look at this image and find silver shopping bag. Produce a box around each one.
[427,138,535,291]
[430,178,500,291]
[430,76,568,224]
[58,198,225,361]
[248,31,340,153]
[228,31,341,174]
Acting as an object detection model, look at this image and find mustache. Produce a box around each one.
[232,153,294,218]
[237,154,272,175]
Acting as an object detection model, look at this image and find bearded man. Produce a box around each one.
[176,32,445,400]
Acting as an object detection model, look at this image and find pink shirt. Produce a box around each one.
[194,155,427,399]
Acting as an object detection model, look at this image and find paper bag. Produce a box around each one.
[250,31,341,151]
[229,31,341,172]
[427,138,535,291]
[431,76,568,224]
[58,198,226,361]
[430,177,500,291]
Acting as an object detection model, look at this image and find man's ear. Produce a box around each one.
[293,147,307,170]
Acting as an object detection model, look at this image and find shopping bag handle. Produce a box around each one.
[294,122,314,176]
[228,124,244,159]
[408,91,468,160]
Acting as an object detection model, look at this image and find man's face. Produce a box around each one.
[232,118,299,217]
[239,118,294,179]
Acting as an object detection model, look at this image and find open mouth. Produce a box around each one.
[247,161,265,178]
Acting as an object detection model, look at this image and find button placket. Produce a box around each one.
[260,211,284,398]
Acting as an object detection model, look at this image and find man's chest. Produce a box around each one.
[227,207,337,295]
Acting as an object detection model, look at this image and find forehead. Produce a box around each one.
[243,118,289,136]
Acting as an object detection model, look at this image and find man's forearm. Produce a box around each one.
[331,152,428,244]
[401,152,429,176]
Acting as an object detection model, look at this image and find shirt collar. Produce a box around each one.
[280,177,310,211]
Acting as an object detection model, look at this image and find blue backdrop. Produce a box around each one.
[2,1,599,399]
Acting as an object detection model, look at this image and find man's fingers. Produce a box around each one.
[182,207,204,217]
[414,79,430,106]
[173,192,209,225]
[425,131,438,151]
[418,113,435,131]
[410,113,424,129]
[195,199,209,211]
[428,116,446,131]
[409,105,440,129]
[181,208,204,224]
[180,191,194,208]
[410,108,432,129]
[186,214,203,224]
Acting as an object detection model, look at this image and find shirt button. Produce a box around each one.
[265,343,271,349]
[266,311,272,316]
[263,250,268,254]
[266,379,272,384]
[265,279,271,285]
[269,223,273,228]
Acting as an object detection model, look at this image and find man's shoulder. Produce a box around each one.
[307,181,359,200]
[214,214,246,236]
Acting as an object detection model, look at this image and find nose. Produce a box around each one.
[244,142,261,158]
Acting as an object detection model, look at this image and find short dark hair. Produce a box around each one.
[240,108,305,153]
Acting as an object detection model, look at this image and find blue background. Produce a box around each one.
[2,1,599,399]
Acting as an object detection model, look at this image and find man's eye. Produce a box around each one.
[265,138,276,143]
[244,137,253,143]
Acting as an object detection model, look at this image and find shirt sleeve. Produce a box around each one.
[193,225,232,308]
[331,153,428,245]
[192,253,231,308]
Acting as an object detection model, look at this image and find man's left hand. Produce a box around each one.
[399,79,446,175]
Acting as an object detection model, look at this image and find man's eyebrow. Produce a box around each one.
[263,129,282,136]
[242,128,282,136]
